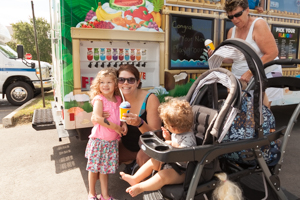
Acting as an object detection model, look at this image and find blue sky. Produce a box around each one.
[0,0,50,27]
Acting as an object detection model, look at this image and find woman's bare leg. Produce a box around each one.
[126,168,185,197]
[120,158,161,186]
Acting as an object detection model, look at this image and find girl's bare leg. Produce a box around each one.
[120,158,161,186]
[126,168,185,197]
[88,171,98,197]
[99,173,110,199]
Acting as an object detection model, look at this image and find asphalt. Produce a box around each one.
[0,104,299,200]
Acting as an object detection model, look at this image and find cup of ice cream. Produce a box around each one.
[205,39,215,51]
[120,101,131,121]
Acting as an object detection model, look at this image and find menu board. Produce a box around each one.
[271,25,299,67]
[168,14,214,69]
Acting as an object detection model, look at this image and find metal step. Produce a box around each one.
[143,190,164,200]
[32,108,56,130]
[51,101,78,141]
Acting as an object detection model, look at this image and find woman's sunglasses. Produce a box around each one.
[118,77,136,84]
[227,9,245,20]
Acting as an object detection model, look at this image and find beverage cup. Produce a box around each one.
[205,39,215,51]
[120,107,130,122]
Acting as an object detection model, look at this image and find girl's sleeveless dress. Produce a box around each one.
[85,94,121,174]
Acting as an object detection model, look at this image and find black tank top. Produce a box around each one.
[121,93,152,152]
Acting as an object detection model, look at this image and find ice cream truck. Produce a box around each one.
[49,0,300,140]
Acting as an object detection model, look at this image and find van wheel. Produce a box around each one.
[6,81,34,106]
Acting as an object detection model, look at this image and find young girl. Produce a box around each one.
[85,68,127,200]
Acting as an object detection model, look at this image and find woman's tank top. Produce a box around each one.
[231,17,265,78]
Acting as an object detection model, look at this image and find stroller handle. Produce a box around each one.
[264,59,300,68]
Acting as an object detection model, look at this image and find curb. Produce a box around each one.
[2,97,37,128]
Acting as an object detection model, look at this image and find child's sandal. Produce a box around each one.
[99,194,113,200]
[88,195,99,200]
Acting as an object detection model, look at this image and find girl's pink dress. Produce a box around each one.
[85,94,121,174]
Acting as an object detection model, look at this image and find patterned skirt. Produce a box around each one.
[85,138,119,174]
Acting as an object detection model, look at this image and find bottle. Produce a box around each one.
[94,48,99,61]
[119,48,124,60]
[136,49,141,61]
[130,49,135,61]
[100,48,106,61]
[106,48,112,61]
[125,49,130,61]
[87,48,93,61]
[113,48,118,61]
[142,49,147,61]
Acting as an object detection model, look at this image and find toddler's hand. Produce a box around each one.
[161,127,171,141]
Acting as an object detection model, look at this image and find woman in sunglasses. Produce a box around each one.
[117,64,162,173]
[209,0,283,108]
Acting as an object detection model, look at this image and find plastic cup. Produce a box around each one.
[119,103,130,121]
[205,39,215,51]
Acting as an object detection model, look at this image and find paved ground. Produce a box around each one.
[0,103,299,200]
[0,96,16,128]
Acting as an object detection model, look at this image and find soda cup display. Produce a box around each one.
[119,101,131,121]
[205,39,215,50]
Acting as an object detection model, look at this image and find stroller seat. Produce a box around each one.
[140,39,300,200]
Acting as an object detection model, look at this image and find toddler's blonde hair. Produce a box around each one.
[158,98,193,133]
[89,68,119,100]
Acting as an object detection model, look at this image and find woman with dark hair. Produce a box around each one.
[209,0,283,108]
[93,64,161,173]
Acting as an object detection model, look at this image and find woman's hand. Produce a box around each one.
[240,70,253,83]
[103,111,110,118]
[123,112,141,127]
[207,49,214,57]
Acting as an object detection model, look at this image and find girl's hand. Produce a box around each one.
[123,112,141,127]
[161,127,171,141]
[115,125,125,137]
[240,70,253,83]
[121,122,128,136]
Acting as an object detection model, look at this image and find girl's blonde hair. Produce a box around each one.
[89,68,119,100]
[158,98,193,133]
[212,172,244,200]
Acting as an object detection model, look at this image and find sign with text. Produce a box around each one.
[271,25,299,67]
[168,14,214,69]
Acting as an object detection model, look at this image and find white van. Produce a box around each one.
[0,24,52,106]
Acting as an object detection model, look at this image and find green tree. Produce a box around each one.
[7,18,52,63]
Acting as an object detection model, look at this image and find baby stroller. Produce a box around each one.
[140,39,300,200]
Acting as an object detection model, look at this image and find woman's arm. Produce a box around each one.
[139,94,162,133]
[92,100,124,136]
[253,19,278,64]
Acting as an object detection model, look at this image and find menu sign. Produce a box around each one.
[271,25,299,67]
[168,14,214,69]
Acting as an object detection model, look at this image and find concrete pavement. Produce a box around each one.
[0,125,137,200]
[0,105,299,200]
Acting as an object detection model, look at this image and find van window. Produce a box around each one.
[0,44,18,59]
